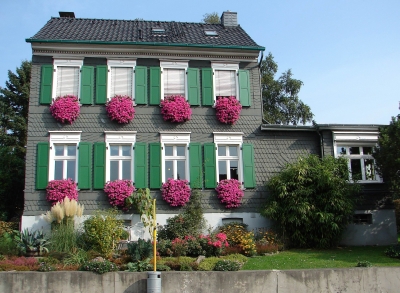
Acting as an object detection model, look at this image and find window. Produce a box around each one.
[161,61,188,99]
[105,131,136,182]
[48,131,81,181]
[160,132,190,183]
[107,59,136,101]
[212,62,239,101]
[333,131,380,182]
[204,30,218,36]
[52,59,83,100]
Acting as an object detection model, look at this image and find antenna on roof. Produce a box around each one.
[59,12,75,18]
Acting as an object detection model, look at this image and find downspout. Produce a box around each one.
[258,51,265,123]
[315,124,325,157]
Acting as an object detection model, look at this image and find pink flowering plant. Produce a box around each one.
[215,179,244,208]
[160,95,192,123]
[215,96,242,125]
[46,179,78,206]
[161,178,191,207]
[104,179,135,209]
[49,95,80,124]
[106,95,135,124]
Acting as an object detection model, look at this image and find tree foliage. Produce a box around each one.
[0,60,31,219]
[262,154,359,248]
[373,115,400,198]
[261,53,313,125]
[202,12,220,24]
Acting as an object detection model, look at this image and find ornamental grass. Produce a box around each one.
[160,95,192,123]
[49,95,80,124]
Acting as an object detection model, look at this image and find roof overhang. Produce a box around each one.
[261,124,386,132]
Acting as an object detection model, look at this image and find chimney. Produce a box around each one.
[221,11,238,27]
[59,12,75,18]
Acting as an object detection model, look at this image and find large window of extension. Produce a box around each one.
[107,59,136,102]
[160,132,190,182]
[52,59,83,100]
[161,61,188,99]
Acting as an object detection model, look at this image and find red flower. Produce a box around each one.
[106,95,135,124]
[46,179,78,205]
[160,95,192,123]
[215,179,244,208]
[50,95,80,124]
[215,96,242,125]
[161,178,191,207]
[104,179,135,208]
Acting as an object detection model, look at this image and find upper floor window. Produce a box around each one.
[107,59,136,101]
[212,62,239,101]
[52,59,83,100]
[161,61,188,99]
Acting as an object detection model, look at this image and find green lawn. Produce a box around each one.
[242,246,400,270]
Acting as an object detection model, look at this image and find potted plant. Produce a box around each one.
[46,179,78,206]
[14,228,50,256]
[215,96,242,125]
[215,179,244,208]
[49,95,81,124]
[161,178,191,207]
[106,95,135,123]
[160,95,192,123]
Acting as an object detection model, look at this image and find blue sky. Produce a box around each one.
[1,0,399,125]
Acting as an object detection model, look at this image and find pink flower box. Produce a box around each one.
[161,178,191,207]
[215,179,244,208]
[160,95,192,123]
[215,96,242,125]
[49,95,80,124]
[104,179,135,209]
[106,95,135,124]
[46,179,78,206]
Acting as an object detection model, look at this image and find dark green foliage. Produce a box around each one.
[79,259,119,274]
[125,259,150,272]
[356,260,372,267]
[373,115,400,198]
[384,244,400,259]
[261,53,313,125]
[0,61,31,219]
[262,154,359,248]
[148,263,171,271]
[127,238,152,262]
[14,228,51,254]
[202,12,220,24]
[213,259,241,271]
[0,232,19,255]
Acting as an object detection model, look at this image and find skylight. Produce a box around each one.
[152,28,166,34]
[204,30,218,36]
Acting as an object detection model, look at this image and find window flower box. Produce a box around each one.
[215,179,244,208]
[161,178,191,207]
[49,95,80,124]
[160,95,192,123]
[104,179,136,209]
[46,179,78,206]
[215,96,242,125]
[106,95,135,124]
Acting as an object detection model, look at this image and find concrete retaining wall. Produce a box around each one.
[1,267,399,293]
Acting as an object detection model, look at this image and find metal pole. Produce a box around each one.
[153,199,156,271]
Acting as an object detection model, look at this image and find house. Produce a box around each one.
[24,11,396,245]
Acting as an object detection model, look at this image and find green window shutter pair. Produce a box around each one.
[36,142,93,190]
[93,142,148,189]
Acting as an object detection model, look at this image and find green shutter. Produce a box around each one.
[242,144,256,188]
[80,66,94,105]
[189,143,202,188]
[202,68,214,106]
[134,142,148,188]
[93,142,106,189]
[239,70,251,106]
[78,142,92,189]
[149,67,161,105]
[135,66,148,104]
[149,143,161,189]
[204,143,216,188]
[36,142,49,189]
[40,65,53,104]
[188,68,200,106]
[96,65,108,104]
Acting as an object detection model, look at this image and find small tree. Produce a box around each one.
[373,115,400,198]
[262,154,359,248]
[202,12,220,24]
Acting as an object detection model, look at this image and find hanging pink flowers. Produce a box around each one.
[160,95,192,123]
[161,178,191,207]
[215,96,242,125]
[106,95,135,124]
[46,179,78,206]
[215,179,244,208]
[104,179,135,209]
[49,95,80,124]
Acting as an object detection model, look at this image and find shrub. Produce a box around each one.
[221,253,248,264]
[0,256,39,271]
[127,239,153,262]
[46,179,78,206]
[160,95,192,123]
[62,249,89,266]
[385,245,400,259]
[215,179,244,208]
[14,229,51,255]
[106,95,135,124]
[213,259,241,271]
[157,239,172,257]
[50,95,80,124]
[197,257,220,271]
[171,238,189,257]
[201,233,229,256]
[126,259,150,272]
[80,259,119,274]
[215,96,241,125]
[262,154,360,248]
[37,262,56,272]
[148,263,171,271]
[218,222,249,246]
[82,209,124,257]
[104,179,135,209]
[356,260,372,267]
[0,232,19,256]
[393,199,400,232]
[161,178,191,207]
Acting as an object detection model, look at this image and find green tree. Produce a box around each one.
[0,60,31,220]
[373,115,400,198]
[262,154,359,248]
[262,53,313,125]
[202,12,220,24]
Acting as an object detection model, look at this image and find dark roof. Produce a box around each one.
[26,17,264,50]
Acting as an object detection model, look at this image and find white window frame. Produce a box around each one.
[52,58,83,101]
[107,59,137,104]
[105,131,137,182]
[211,62,239,105]
[48,131,82,182]
[333,131,381,183]
[160,60,188,100]
[160,132,190,183]
[214,132,244,185]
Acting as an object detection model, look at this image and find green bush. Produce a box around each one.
[157,239,172,256]
[82,209,124,257]
[198,257,220,271]
[62,249,89,266]
[79,259,119,274]
[385,245,400,259]
[356,260,372,267]
[221,253,248,264]
[127,239,153,262]
[262,155,360,248]
[37,262,56,272]
[0,232,19,256]
[213,259,241,271]
[148,263,171,271]
[126,259,150,272]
